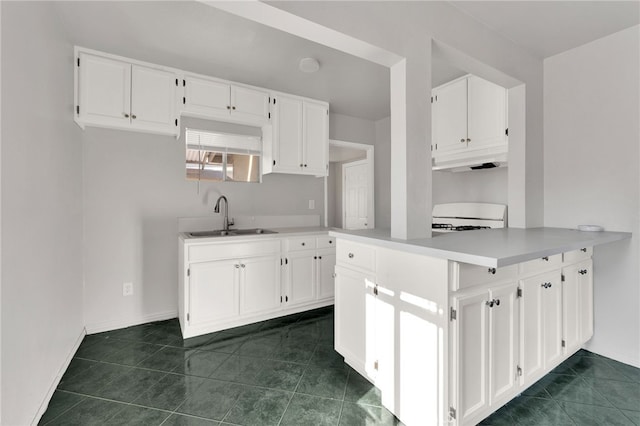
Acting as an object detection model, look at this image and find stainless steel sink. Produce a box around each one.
[187,228,278,238]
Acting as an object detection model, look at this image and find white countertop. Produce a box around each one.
[180,226,333,243]
[329,227,631,268]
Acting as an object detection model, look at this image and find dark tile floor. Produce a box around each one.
[40,306,640,425]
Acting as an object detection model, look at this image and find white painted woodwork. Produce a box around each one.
[317,250,336,300]
[467,76,507,150]
[183,75,230,117]
[432,77,468,154]
[286,251,316,306]
[239,255,281,316]
[179,232,334,339]
[431,74,507,170]
[183,76,270,125]
[76,51,178,136]
[302,100,329,175]
[488,283,519,405]
[519,270,563,385]
[333,231,602,426]
[452,289,489,424]
[189,259,239,326]
[334,265,376,379]
[344,160,370,230]
[273,95,303,173]
[230,85,270,124]
[270,93,328,176]
[77,53,131,128]
[562,259,594,353]
[130,65,177,134]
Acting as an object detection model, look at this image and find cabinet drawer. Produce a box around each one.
[451,262,518,291]
[519,254,562,277]
[188,240,280,262]
[286,237,317,252]
[316,235,335,249]
[564,247,592,264]
[336,240,375,272]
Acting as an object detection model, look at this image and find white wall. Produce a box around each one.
[1,3,85,424]
[82,125,324,331]
[544,26,640,366]
[432,168,508,207]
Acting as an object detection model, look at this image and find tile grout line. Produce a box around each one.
[335,367,352,426]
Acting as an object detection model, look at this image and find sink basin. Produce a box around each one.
[187,228,278,238]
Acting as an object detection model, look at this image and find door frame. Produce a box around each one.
[325,139,374,229]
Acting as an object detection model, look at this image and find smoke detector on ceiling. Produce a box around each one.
[299,57,320,73]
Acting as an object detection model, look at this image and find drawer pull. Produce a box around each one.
[579,269,588,275]
[329,240,333,244]
[542,256,549,261]
[488,267,497,275]
[541,282,552,288]
[495,299,500,306]
[486,300,494,308]
[580,248,587,252]
[348,253,354,259]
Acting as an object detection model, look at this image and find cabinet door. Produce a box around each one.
[240,255,281,316]
[77,53,131,127]
[302,101,328,176]
[189,259,239,326]
[316,250,336,300]
[489,282,519,405]
[563,260,593,352]
[130,65,177,135]
[286,251,316,306]
[334,266,377,379]
[272,95,303,173]
[231,85,270,124]
[520,275,545,384]
[432,78,468,156]
[542,273,563,368]
[183,76,230,118]
[467,76,507,149]
[578,260,594,342]
[452,290,489,424]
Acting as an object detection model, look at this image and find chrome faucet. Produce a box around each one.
[214,196,233,231]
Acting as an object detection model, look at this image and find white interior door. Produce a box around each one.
[343,160,370,230]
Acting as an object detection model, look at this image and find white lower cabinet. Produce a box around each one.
[334,238,597,426]
[189,259,239,326]
[283,236,336,307]
[451,282,519,425]
[562,259,593,354]
[334,265,377,379]
[180,233,335,339]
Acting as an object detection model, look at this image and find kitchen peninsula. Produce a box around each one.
[330,227,630,426]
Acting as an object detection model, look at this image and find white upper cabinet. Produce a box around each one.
[182,75,270,126]
[75,51,178,136]
[431,74,507,170]
[270,93,328,176]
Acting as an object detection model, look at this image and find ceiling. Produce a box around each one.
[451,1,640,59]
[51,1,638,123]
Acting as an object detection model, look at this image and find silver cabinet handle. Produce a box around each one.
[348,253,354,259]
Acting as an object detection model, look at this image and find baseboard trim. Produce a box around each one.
[84,310,178,335]
[31,327,86,426]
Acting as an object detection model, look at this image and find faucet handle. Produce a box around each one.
[228,217,235,226]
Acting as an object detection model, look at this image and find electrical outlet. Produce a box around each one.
[308,199,315,210]
[123,282,133,296]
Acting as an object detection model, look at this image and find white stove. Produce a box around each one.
[432,203,507,233]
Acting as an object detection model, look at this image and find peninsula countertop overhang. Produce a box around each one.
[329,227,632,268]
